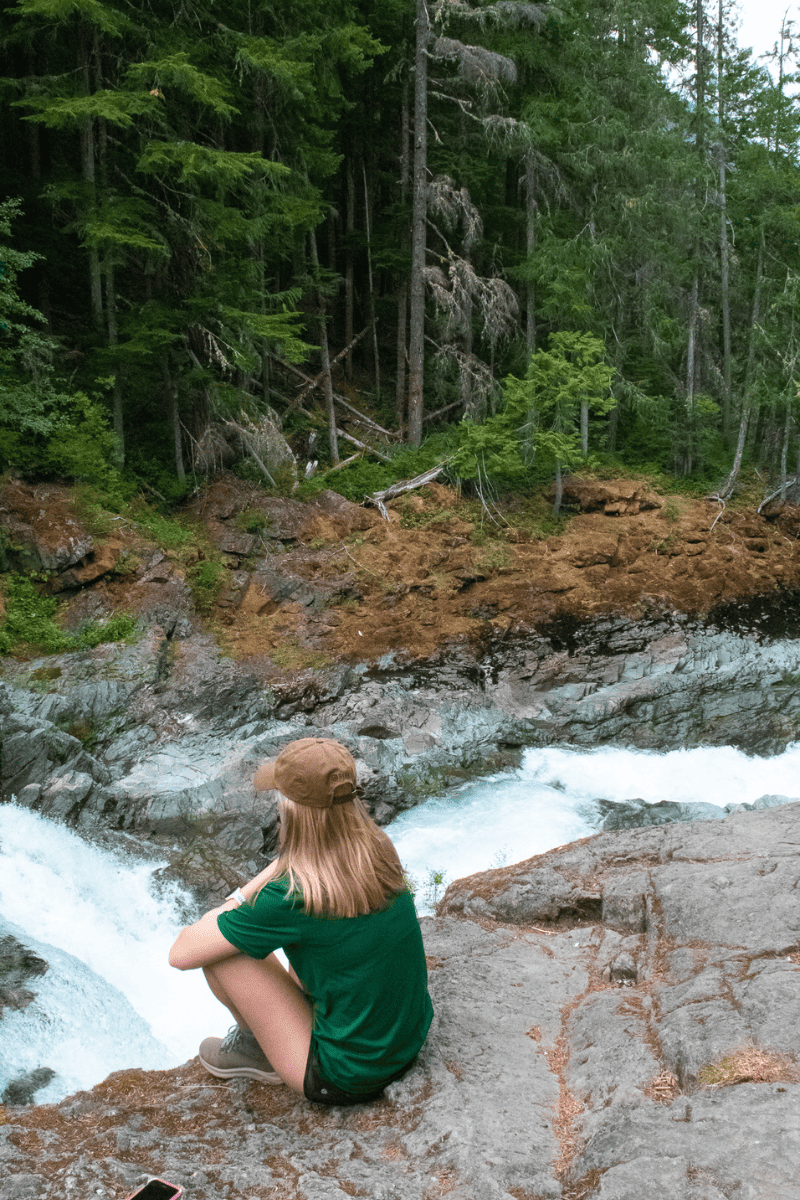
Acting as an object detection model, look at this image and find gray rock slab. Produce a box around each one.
[565,989,660,1109]
[653,854,800,950]
[571,1085,800,1200]
[595,1156,729,1200]
[440,804,800,1197]
[418,916,574,1198]
[0,1175,46,1200]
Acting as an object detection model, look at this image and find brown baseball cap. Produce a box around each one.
[253,737,358,808]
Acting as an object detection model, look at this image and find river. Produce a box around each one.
[2,740,799,1103]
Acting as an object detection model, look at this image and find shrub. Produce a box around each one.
[0,575,138,655]
[188,558,225,612]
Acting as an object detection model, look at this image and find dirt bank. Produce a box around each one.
[3,474,800,678]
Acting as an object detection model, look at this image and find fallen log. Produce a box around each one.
[365,463,449,519]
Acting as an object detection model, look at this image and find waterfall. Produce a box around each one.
[0,804,224,1104]
[388,741,800,912]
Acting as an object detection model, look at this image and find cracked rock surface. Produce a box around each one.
[441,801,800,1198]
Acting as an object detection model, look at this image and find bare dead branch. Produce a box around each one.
[266,352,393,462]
[366,463,451,519]
[428,175,483,247]
[706,493,726,531]
[223,418,277,487]
[334,396,397,438]
[758,476,799,513]
[424,400,464,422]
[337,428,392,462]
[432,36,517,91]
[325,452,365,473]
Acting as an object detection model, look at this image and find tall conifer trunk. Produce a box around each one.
[345,159,355,378]
[408,0,429,447]
[363,160,380,398]
[525,153,537,357]
[721,227,765,496]
[310,229,339,463]
[78,22,103,330]
[163,362,185,482]
[717,0,732,437]
[396,79,410,430]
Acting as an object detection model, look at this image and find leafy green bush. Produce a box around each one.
[0,576,69,653]
[452,333,615,489]
[73,613,138,649]
[188,557,225,612]
[43,390,130,503]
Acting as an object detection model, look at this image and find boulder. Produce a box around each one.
[0,480,93,573]
[0,935,48,1017]
[440,803,800,1196]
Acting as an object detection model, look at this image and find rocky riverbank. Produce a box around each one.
[2,802,799,1200]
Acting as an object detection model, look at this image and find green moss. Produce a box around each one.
[0,574,138,655]
[232,508,271,535]
[126,502,196,549]
[474,541,511,576]
[29,665,62,681]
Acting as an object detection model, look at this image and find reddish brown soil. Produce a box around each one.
[214,479,800,671]
[3,475,800,674]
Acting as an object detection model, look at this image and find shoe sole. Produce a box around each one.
[199,1053,282,1084]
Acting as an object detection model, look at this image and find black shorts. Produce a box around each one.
[302,1044,416,1106]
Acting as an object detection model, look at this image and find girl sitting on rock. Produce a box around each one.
[168,737,433,1105]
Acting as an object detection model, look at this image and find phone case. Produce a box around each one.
[123,1179,183,1200]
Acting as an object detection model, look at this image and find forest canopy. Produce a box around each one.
[1,0,799,506]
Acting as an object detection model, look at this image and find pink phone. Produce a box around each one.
[124,1181,183,1200]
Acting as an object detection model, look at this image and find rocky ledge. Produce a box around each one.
[2,803,799,1200]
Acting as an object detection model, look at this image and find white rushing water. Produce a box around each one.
[0,804,225,1104]
[389,741,800,912]
[3,739,800,1102]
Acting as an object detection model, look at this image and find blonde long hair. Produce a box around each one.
[258,796,406,917]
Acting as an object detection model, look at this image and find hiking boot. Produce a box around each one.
[198,1026,281,1083]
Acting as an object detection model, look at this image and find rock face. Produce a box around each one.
[2,805,799,1198]
[440,802,800,1199]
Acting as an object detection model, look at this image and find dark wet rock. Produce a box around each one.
[1,1067,55,1107]
[4,604,800,878]
[0,936,48,1016]
[596,792,800,831]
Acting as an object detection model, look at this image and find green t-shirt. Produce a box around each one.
[217,882,433,1093]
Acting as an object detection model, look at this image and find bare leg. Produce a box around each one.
[202,952,312,1093]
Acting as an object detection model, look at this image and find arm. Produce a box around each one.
[168,865,278,971]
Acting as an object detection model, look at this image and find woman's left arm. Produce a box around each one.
[168,865,277,971]
[168,901,241,971]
